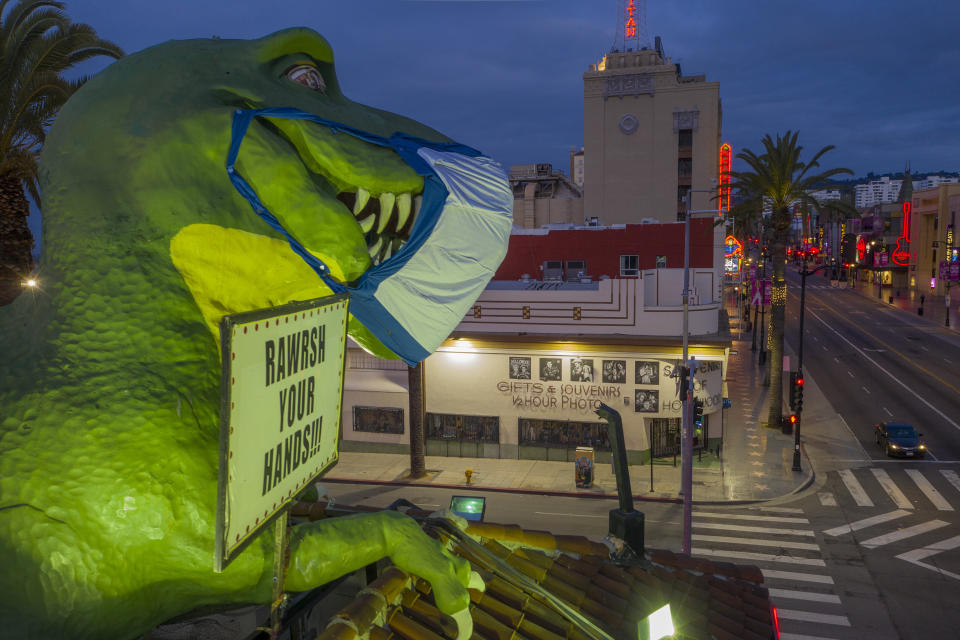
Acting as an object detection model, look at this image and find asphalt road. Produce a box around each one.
[783,268,960,462]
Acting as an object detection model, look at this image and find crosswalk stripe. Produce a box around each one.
[692,534,821,551]
[776,609,850,626]
[818,492,837,506]
[779,633,845,640]
[939,469,960,495]
[861,520,949,549]
[906,469,954,510]
[758,506,805,514]
[693,511,809,523]
[823,509,911,537]
[762,569,834,584]
[896,534,960,580]
[768,588,842,604]
[694,521,815,536]
[692,547,826,566]
[838,469,873,506]
[870,468,913,509]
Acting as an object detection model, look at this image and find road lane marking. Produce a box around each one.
[896,534,960,581]
[692,534,820,551]
[862,386,871,394]
[847,370,854,378]
[694,511,809,523]
[941,470,960,494]
[776,609,850,626]
[806,307,960,432]
[870,468,913,509]
[921,345,929,351]
[861,520,949,549]
[759,506,805,514]
[824,509,911,536]
[837,469,874,507]
[762,569,834,584]
[818,492,837,506]
[768,588,842,604]
[692,548,825,566]
[833,357,840,363]
[694,522,814,536]
[906,469,954,510]
[883,407,893,416]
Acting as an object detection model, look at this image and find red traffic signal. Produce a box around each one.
[789,415,798,424]
[796,377,804,386]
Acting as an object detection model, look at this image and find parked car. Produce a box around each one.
[875,422,926,458]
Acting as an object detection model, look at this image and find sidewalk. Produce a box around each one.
[322,292,817,504]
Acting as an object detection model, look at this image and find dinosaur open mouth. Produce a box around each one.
[334,188,422,265]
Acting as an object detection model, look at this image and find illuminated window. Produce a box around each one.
[518,418,611,450]
[426,413,499,443]
[620,254,639,276]
[353,406,404,434]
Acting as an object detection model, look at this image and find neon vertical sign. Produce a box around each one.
[857,237,866,262]
[892,201,912,266]
[625,0,637,39]
[718,143,732,214]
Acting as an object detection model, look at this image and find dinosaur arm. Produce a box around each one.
[285,510,471,613]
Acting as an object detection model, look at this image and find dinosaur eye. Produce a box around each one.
[284,64,325,93]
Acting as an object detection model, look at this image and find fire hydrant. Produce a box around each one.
[464,469,474,485]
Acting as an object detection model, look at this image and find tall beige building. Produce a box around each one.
[583,41,722,223]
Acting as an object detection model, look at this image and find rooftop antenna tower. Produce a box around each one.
[614,0,651,52]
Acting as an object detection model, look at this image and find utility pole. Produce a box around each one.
[794,258,827,471]
[408,362,426,477]
[679,192,720,555]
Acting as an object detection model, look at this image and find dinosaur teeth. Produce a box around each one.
[367,236,383,262]
[377,192,396,233]
[395,193,412,230]
[382,243,393,261]
[354,187,370,215]
[413,194,422,218]
[358,215,375,233]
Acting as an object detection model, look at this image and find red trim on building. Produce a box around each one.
[494,220,716,280]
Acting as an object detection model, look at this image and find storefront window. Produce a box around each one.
[518,418,611,450]
[353,406,404,434]
[426,413,500,443]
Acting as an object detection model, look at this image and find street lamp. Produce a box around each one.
[793,256,828,472]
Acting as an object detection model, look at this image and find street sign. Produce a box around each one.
[215,294,349,571]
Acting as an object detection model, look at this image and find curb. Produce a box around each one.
[320,470,813,505]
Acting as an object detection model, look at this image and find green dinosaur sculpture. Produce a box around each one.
[0,28,507,639]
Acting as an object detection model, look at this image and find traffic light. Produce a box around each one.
[789,414,798,426]
[693,398,704,422]
[792,373,805,413]
[788,372,797,410]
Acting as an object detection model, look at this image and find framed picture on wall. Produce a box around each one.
[602,360,626,383]
[539,357,561,381]
[570,358,595,382]
[634,390,659,413]
[509,356,531,379]
[635,360,660,385]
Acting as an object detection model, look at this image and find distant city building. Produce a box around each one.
[914,174,958,191]
[508,163,583,229]
[582,38,721,224]
[854,174,959,208]
[855,177,903,208]
[809,189,842,203]
[569,147,584,188]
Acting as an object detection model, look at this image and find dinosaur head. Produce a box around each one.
[40,28,510,360]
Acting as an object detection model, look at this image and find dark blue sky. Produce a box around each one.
[62,0,960,179]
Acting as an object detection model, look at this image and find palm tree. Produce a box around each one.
[0,0,122,305]
[727,131,854,427]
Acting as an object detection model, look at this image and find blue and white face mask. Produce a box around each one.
[226,107,513,365]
